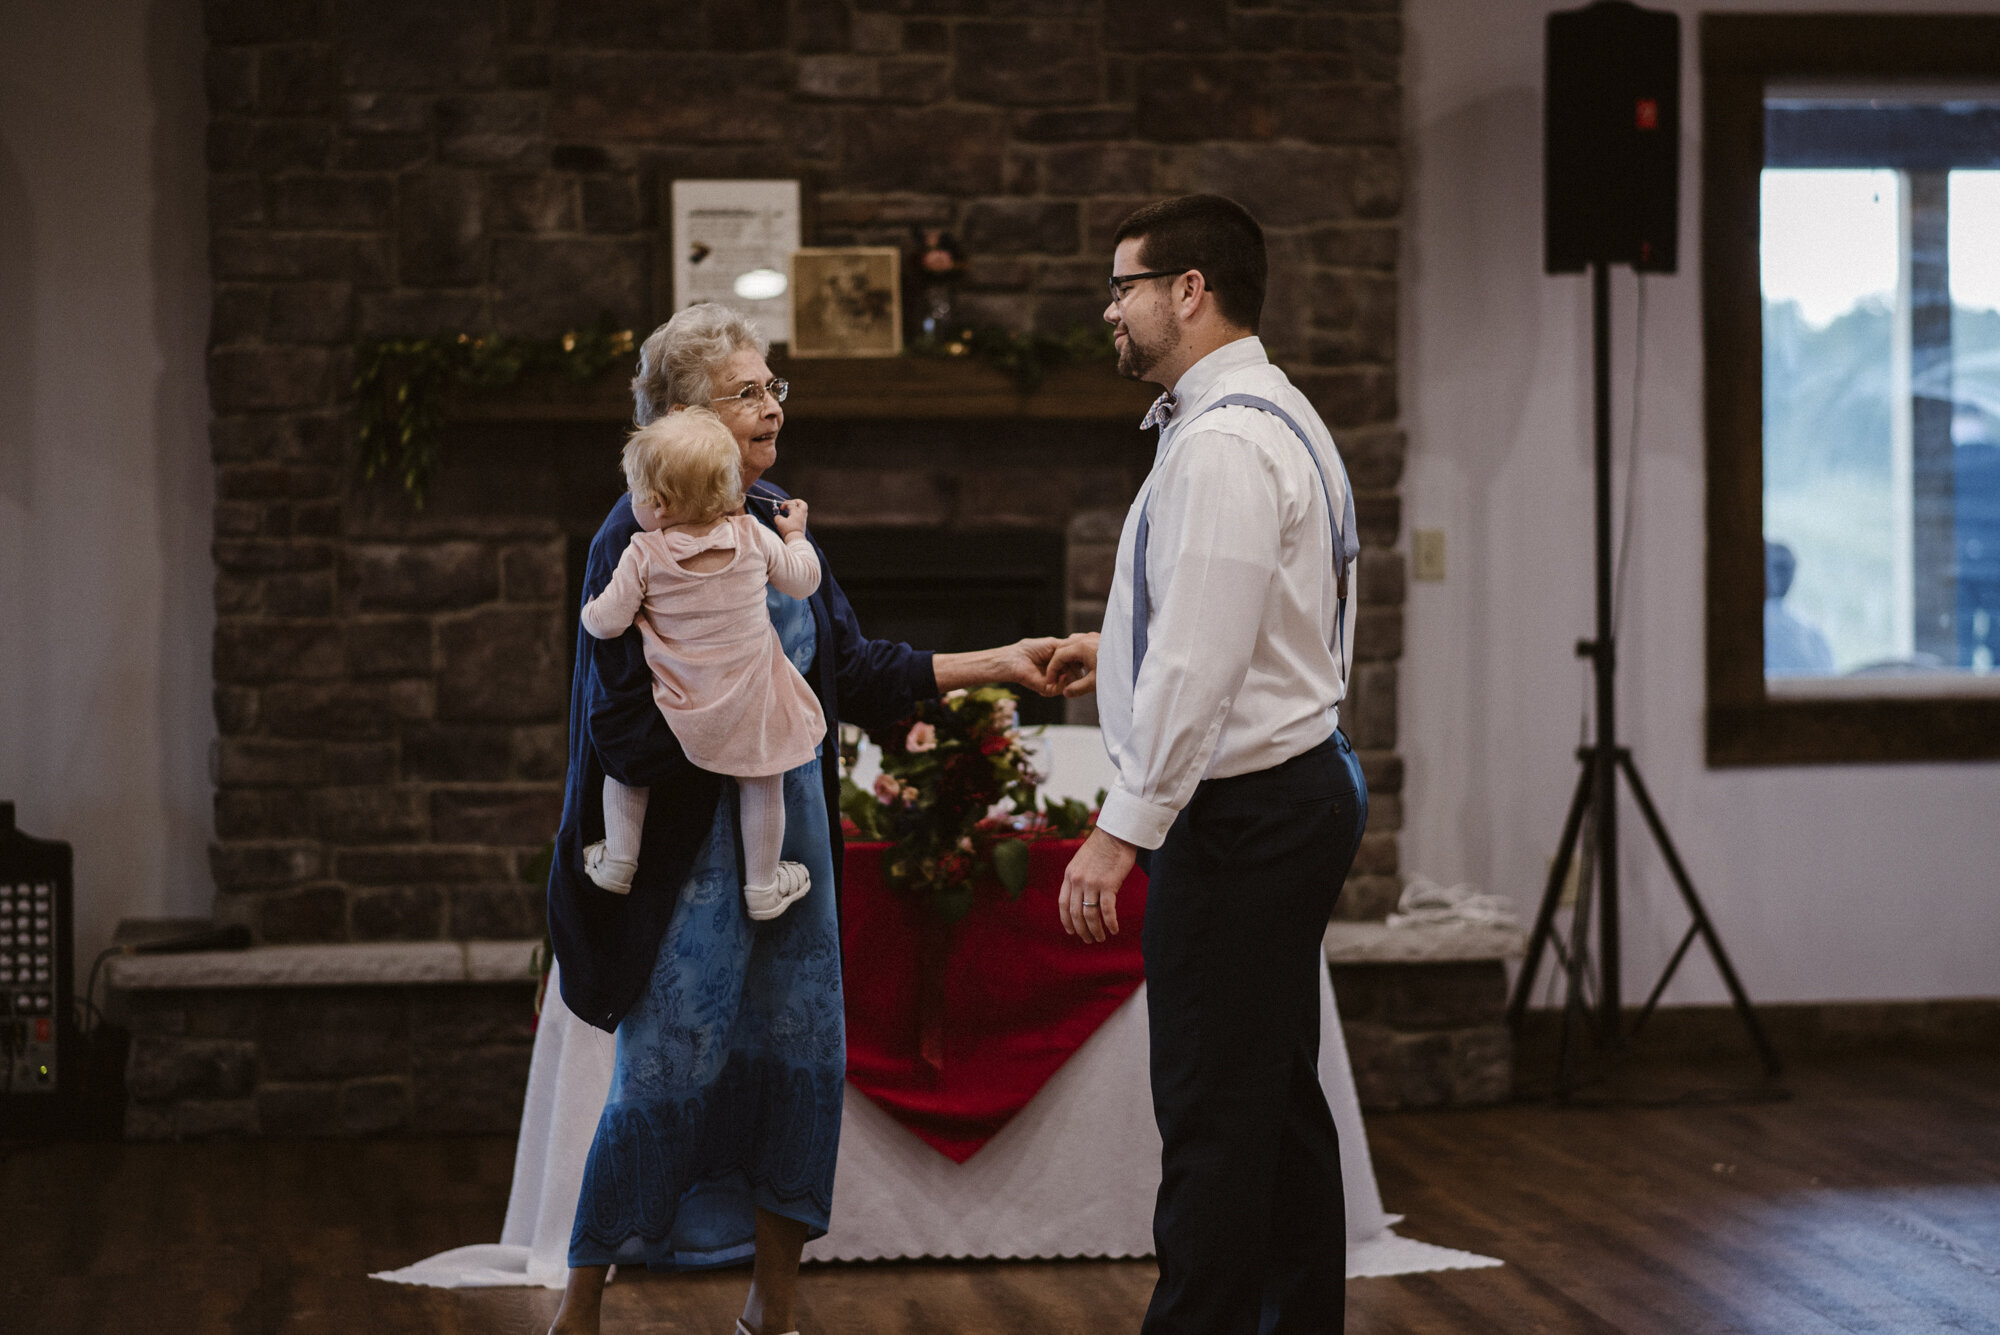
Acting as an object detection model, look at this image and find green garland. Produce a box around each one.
[354,316,637,506]
[904,322,1116,393]
[354,318,1116,505]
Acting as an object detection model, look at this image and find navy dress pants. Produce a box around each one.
[1140,730,1369,1335]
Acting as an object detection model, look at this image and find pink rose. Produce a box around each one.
[994,697,1018,730]
[906,722,938,753]
[873,773,900,805]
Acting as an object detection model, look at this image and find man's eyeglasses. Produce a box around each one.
[710,378,789,409]
[1107,269,1191,305]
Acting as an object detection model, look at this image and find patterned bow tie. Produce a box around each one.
[1141,390,1178,431]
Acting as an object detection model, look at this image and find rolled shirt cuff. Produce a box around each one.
[1094,786,1178,851]
[911,649,939,700]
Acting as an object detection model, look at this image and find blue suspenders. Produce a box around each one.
[1130,393,1360,685]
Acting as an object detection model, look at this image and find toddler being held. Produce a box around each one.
[579,406,827,921]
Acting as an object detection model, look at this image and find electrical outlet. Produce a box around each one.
[1411,528,1446,582]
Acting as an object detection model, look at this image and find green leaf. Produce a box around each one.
[991,838,1031,896]
[935,884,975,924]
[1040,795,1093,840]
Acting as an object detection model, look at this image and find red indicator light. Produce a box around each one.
[33,1017,51,1042]
[1636,98,1659,131]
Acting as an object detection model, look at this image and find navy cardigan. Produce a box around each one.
[548,481,938,1033]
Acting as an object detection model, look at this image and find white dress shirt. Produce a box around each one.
[1095,336,1353,851]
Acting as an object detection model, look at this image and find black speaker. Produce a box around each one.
[0,802,76,1134]
[1545,1,1681,274]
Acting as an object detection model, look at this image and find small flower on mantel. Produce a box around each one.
[907,722,938,753]
[874,773,901,805]
[918,228,963,277]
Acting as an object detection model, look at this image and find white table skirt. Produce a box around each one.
[804,963,1388,1261]
[374,959,1446,1288]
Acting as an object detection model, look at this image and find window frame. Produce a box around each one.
[1702,13,2000,766]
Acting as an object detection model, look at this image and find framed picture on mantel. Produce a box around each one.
[789,247,903,358]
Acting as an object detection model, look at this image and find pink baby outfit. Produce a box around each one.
[581,514,826,777]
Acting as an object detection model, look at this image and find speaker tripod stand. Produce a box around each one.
[1505,262,1782,1099]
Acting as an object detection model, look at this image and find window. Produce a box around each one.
[1704,16,2000,763]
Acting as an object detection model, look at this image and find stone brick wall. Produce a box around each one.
[1333,960,1511,1109]
[203,0,1407,941]
[120,980,537,1138]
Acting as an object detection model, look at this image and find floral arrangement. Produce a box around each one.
[840,688,1097,923]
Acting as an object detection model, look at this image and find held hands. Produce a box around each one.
[1001,632,1100,699]
[1046,632,1100,698]
[774,497,809,539]
[932,632,1099,699]
[1059,826,1137,943]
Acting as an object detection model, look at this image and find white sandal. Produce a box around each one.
[743,860,811,921]
[582,840,636,895]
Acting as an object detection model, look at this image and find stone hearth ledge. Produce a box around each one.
[104,927,1511,991]
[104,939,542,991]
[1324,921,1527,964]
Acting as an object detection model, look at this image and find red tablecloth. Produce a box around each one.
[841,837,1149,1162]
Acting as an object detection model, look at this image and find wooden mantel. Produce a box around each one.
[448,353,1160,424]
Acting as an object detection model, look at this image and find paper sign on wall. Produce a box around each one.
[671,180,801,348]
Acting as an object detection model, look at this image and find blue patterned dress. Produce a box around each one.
[568,585,846,1270]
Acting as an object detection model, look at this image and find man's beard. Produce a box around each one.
[1116,320,1179,381]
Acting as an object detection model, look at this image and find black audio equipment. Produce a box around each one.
[1517,4,1777,1100]
[1,802,76,1131]
[1545,1,1681,274]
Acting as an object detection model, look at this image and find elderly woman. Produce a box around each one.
[545,303,1059,1335]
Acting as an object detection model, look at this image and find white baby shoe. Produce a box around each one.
[582,840,636,895]
[743,861,811,921]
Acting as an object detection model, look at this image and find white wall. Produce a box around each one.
[0,0,213,968]
[1401,0,2000,1006]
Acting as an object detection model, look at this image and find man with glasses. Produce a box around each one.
[1049,195,1368,1335]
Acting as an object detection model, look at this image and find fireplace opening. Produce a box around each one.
[812,527,1068,726]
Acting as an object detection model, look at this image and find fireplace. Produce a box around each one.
[815,525,1068,726]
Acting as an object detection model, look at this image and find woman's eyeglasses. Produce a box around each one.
[710,378,790,409]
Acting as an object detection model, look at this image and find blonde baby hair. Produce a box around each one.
[621,406,744,526]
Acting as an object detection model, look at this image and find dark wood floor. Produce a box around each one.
[4,1054,1997,1334]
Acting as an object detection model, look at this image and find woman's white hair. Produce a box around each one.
[630,303,770,427]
